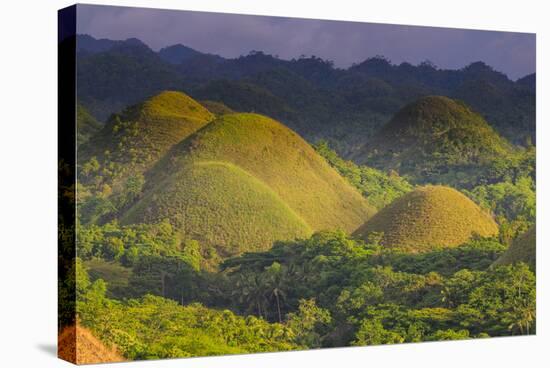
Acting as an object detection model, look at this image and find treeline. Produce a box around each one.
[74,230,535,359]
[315,141,535,242]
[314,141,412,209]
[76,35,536,152]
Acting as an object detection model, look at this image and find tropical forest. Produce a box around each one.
[58,33,536,364]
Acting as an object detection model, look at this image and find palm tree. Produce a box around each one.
[265,262,288,323]
[509,302,535,335]
[232,272,267,318]
[508,270,536,335]
[270,286,287,323]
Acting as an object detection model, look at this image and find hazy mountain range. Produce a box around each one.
[76,34,535,155]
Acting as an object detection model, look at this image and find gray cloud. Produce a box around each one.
[77,4,535,80]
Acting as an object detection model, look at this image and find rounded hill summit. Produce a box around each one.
[356,95,513,185]
[123,112,376,255]
[354,185,499,252]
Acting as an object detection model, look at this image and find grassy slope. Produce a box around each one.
[354,185,499,252]
[357,96,514,184]
[133,113,376,234]
[123,161,312,255]
[493,226,536,270]
[79,91,214,188]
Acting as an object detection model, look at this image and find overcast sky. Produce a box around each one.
[77,4,535,80]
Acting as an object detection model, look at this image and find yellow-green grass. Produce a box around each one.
[123,161,312,255]
[493,226,536,270]
[79,91,214,187]
[137,91,214,122]
[199,100,236,116]
[84,259,132,294]
[136,113,376,234]
[354,185,499,253]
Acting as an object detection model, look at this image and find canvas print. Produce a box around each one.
[58,4,536,364]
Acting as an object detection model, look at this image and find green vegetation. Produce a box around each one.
[372,238,506,276]
[123,161,312,256]
[77,103,101,145]
[464,174,535,243]
[77,37,535,149]
[314,140,412,209]
[126,112,375,238]
[223,231,534,342]
[77,277,300,360]
[79,91,213,178]
[453,64,535,145]
[354,186,499,252]
[75,230,535,360]
[77,91,214,224]
[70,78,535,362]
[75,220,221,299]
[466,177,535,223]
[494,226,536,271]
[76,220,201,267]
[193,80,297,122]
[84,259,133,298]
[358,96,517,187]
[77,40,187,121]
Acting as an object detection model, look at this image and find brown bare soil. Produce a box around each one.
[58,324,125,365]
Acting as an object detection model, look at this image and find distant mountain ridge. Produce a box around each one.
[76,35,536,154]
[516,73,536,92]
[158,44,224,65]
[77,34,149,54]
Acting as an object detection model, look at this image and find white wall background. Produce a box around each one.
[0,0,547,367]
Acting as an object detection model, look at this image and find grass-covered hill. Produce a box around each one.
[79,91,214,190]
[356,96,514,186]
[122,113,375,254]
[69,36,536,360]
[493,226,536,270]
[354,185,499,252]
[123,161,312,256]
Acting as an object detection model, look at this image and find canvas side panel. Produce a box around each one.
[58,4,77,365]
